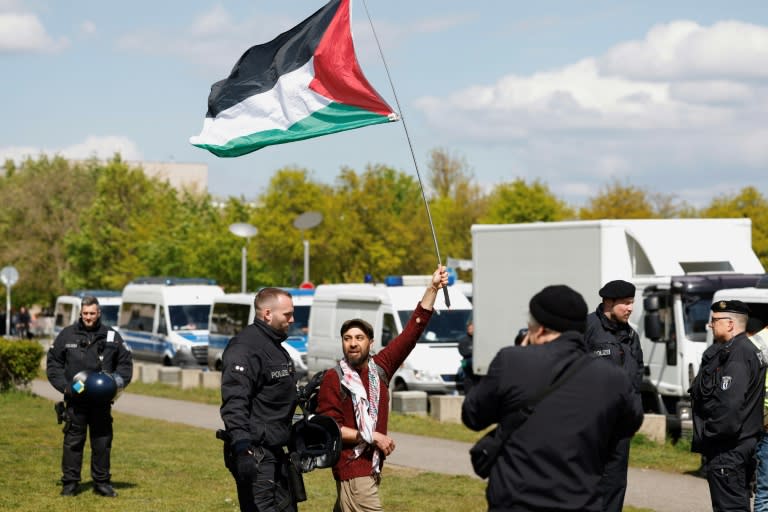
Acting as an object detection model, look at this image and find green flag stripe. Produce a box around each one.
[192,102,394,158]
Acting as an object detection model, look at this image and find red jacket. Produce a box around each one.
[316,302,433,481]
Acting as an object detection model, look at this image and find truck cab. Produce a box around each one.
[641,274,764,432]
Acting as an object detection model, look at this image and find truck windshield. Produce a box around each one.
[169,305,211,331]
[398,309,471,343]
[100,305,120,328]
[684,297,713,342]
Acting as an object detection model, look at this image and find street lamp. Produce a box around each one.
[1,266,19,337]
[229,223,258,293]
[292,211,323,286]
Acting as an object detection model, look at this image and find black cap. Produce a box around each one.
[529,285,588,334]
[599,280,636,299]
[711,300,751,315]
[340,318,374,339]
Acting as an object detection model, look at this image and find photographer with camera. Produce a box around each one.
[46,295,133,498]
[462,285,643,511]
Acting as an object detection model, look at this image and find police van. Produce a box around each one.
[53,290,122,338]
[306,275,472,394]
[117,277,224,367]
[207,289,312,380]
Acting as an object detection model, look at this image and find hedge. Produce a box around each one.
[0,339,44,391]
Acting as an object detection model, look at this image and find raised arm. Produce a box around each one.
[419,266,449,311]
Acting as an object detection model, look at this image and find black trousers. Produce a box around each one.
[597,436,630,512]
[62,403,113,484]
[224,445,296,512]
[705,445,756,512]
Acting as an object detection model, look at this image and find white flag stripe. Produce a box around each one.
[190,58,333,146]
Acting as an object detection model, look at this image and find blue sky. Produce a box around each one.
[2,0,767,208]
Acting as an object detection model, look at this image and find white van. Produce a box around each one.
[306,278,472,394]
[207,290,311,380]
[53,290,122,338]
[118,278,224,367]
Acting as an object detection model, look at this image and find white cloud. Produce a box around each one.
[414,19,768,201]
[0,136,143,163]
[0,12,68,53]
[60,136,143,161]
[79,20,97,37]
[189,4,232,37]
[598,20,768,81]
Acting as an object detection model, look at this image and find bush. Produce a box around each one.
[0,338,44,391]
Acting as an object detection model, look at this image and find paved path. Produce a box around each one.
[30,380,710,511]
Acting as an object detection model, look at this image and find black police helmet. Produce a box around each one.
[289,414,342,473]
[69,371,117,405]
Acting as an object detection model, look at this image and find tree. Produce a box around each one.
[699,186,768,269]
[579,180,655,219]
[326,164,433,282]
[426,148,487,279]
[0,155,96,306]
[252,167,335,286]
[481,178,573,224]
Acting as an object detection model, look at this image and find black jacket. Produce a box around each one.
[462,332,643,512]
[220,318,298,448]
[46,318,133,395]
[585,306,644,393]
[690,332,767,456]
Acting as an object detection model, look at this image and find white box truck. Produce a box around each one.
[118,277,224,367]
[306,277,472,394]
[472,219,764,433]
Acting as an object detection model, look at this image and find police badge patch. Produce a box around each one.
[721,376,733,390]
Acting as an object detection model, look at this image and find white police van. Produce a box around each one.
[207,289,312,380]
[307,275,472,393]
[53,290,122,339]
[118,277,224,367]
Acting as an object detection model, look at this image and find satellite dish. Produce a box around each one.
[293,211,323,230]
[0,266,19,287]
[229,223,258,238]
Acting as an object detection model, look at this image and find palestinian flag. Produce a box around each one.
[190,0,398,158]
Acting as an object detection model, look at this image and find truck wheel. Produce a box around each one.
[393,379,407,392]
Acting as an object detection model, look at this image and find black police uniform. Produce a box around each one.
[220,318,298,512]
[462,332,643,512]
[46,317,133,490]
[584,305,644,512]
[691,308,766,511]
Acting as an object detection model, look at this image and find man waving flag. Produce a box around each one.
[190,0,398,158]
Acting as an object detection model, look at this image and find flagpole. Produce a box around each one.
[359,0,451,307]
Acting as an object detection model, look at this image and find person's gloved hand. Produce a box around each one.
[233,440,257,482]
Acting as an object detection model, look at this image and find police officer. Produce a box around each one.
[583,279,643,512]
[46,295,133,497]
[220,287,299,512]
[691,300,766,511]
[462,285,643,511]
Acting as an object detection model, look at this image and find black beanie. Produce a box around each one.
[599,280,636,299]
[529,285,588,334]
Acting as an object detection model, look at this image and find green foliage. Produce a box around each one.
[579,179,656,219]
[427,149,487,279]
[699,186,768,270]
[481,178,573,223]
[0,155,96,306]
[0,339,44,391]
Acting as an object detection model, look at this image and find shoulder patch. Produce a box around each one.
[721,376,733,391]
[107,330,115,342]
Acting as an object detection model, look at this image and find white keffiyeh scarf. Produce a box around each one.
[339,358,382,473]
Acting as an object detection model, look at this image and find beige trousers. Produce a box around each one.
[334,476,382,512]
